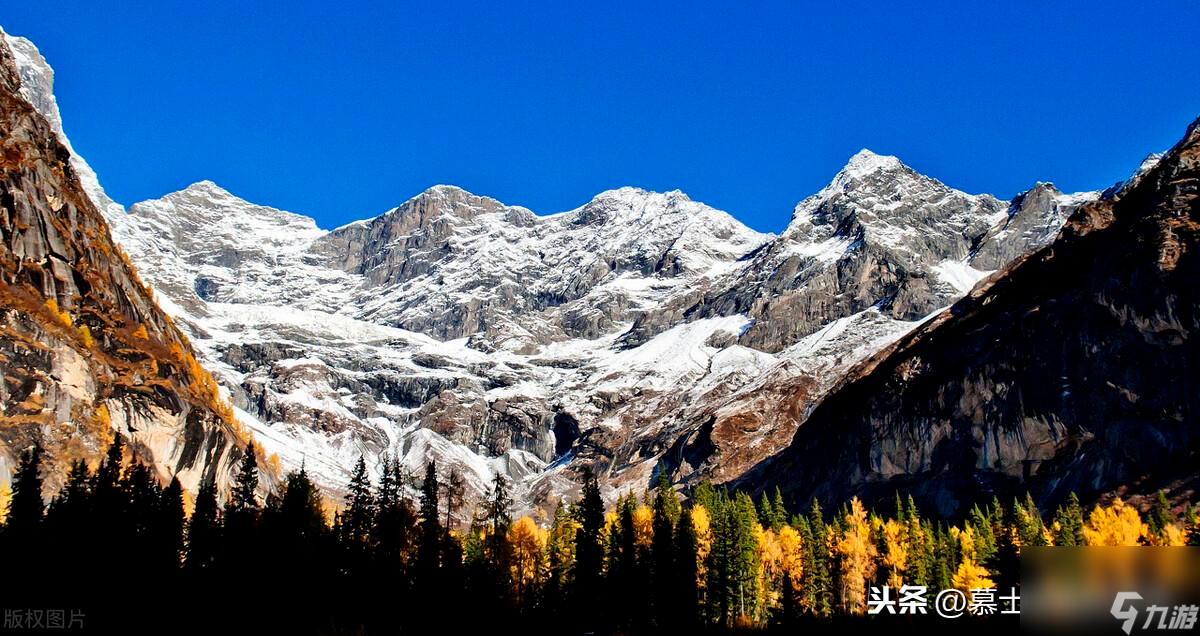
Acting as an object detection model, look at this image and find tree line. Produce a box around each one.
[2,437,1198,633]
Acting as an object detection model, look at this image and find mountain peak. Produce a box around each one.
[590,186,692,205]
[839,149,905,180]
[181,179,232,195]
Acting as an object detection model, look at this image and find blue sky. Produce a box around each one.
[4,1,1198,232]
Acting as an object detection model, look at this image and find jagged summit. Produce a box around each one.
[839,148,905,179]
[179,179,234,195]
[0,26,1113,515]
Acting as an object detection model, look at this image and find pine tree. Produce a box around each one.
[673,506,700,628]
[126,461,162,538]
[377,455,398,512]
[543,501,578,624]
[483,472,515,618]
[1015,493,1047,546]
[1052,492,1086,546]
[415,462,442,596]
[692,480,719,511]
[1148,490,1173,537]
[651,473,677,625]
[968,504,996,562]
[342,455,375,548]
[770,487,788,530]
[185,476,221,572]
[373,456,415,582]
[92,435,126,525]
[124,461,162,571]
[160,477,185,571]
[227,444,260,515]
[486,473,513,535]
[5,445,44,539]
[803,498,833,616]
[444,468,465,531]
[572,469,606,628]
[986,506,1020,593]
[731,492,761,623]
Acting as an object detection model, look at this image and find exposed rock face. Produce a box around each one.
[623,150,1091,354]
[0,30,267,497]
[742,119,1200,518]
[0,28,1105,514]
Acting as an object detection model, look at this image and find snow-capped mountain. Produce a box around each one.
[5,28,1103,517]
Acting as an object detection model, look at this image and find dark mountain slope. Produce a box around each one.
[742,118,1200,517]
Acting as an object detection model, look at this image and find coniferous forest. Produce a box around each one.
[2,437,1197,634]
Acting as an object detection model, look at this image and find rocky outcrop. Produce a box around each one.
[741,119,1200,517]
[623,151,1093,353]
[0,28,1106,514]
[0,32,269,497]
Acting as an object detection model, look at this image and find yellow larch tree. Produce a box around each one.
[0,480,11,524]
[1083,498,1147,546]
[836,497,877,614]
[509,515,548,605]
[756,524,784,613]
[632,503,654,549]
[692,504,713,596]
[777,524,804,587]
[950,524,994,591]
[881,518,909,588]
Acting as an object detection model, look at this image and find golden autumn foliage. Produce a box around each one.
[1153,524,1188,546]
[94,403,112,429]
[632,504,654,548]
[756,524,782,610]
[44,298,72,327]
[836,497,877,614]
[881,518,909,588]
[76,324,95,348]
[952,558,994,591]
[0,480,10,524]
[756,523,804,613]
[1083,498,1147,546]
[509,515,549,596]
[692,503,713,588]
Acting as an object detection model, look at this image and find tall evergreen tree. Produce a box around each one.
[770,487,788,530]
[373,457,416,582]
[1148,490,1173,537]
[1014,494,1047,546]
[415,462,442,597]
[651,473,677,625]
[5,445,44,539]
[159,476,185,571]
[673,506,700,627]
[572,469,606,628]
[444,468,465,531]
[1052,492,1086,546]
[341,455,375,549]
[222,443,261,571]
[92,435,126,531]
[5,447,52,613]
[227,444,260,515]
[185,476,221,573]
[804,498,833,616]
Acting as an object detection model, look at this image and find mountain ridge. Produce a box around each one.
[2,26,1126,518]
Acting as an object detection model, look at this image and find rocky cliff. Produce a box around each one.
[742,119,1200,517]
[0,30,269,497]
[0,28,1113,516]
